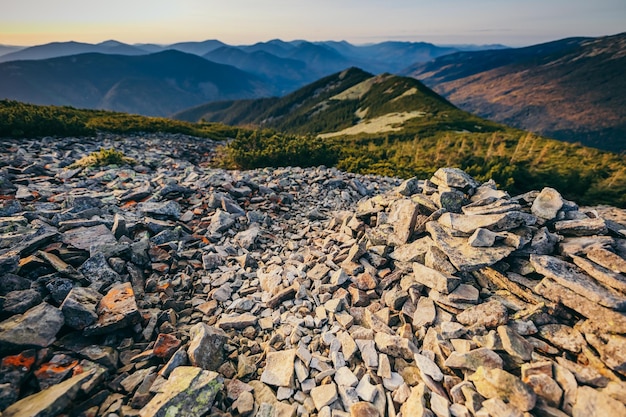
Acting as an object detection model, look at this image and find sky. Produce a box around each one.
[2,0,625,47]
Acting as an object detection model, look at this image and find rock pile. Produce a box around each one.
[0,133,625,417]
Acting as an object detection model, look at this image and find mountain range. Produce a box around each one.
[0,34,623,151]
[407,32,626,152]
[0,50,268,116]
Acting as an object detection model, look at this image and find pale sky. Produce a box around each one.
[2,0,625,47]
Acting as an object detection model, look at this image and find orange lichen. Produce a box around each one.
[2,352,36,370]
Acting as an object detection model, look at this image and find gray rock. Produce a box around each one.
[1,289,41,315]
[0,303,64,354]
[431,168,479,192]
[444,347,503,371]
[439,211,526,235]
[187,323,227,371]
[79,252,121,289]
[374,332,418,360]
[530,254,626,311]
[60,286,102,330]
[531,187,564,220]
[554,218,608,236]
[457,300,508,328]
[138,200,181,220]
[572,385,626,417]
[310,383,338,411]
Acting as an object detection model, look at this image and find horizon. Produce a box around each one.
[3,0,625,48]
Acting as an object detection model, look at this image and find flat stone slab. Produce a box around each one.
[438,211,527,235]
[530,255,626,311]
[427,221,514,272]
[140,366,222,417]
[413,262,460,294]
[260,349,296,388]
[0,303,65,355]
[83,282,141,336]
[62,225,116,251]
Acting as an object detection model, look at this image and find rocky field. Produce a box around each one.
[0,133,625,417]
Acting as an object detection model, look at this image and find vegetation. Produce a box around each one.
[69,148,135,168]
[0,100,242,140]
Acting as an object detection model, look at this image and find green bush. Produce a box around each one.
[69,148,135,168]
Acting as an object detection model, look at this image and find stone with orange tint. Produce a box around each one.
[153,333,182,359]
[83,282,141,336]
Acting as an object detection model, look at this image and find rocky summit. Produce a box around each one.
[0,133,625,417]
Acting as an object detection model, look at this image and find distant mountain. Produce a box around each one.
[0,40,147,63]
[204,47,311,94]
[174,67,500,137]
[0,45,24,57]
[0,50,270,116]
[407,33,626,152]
[165,40,227,56]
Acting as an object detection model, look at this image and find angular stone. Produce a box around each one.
[208,209,235,234]
[431,168,479,192]
[481,398,524,417]
[154,333,182,359]
[356,375,378,403]
[468,228,498,247]
[389,237,433,263]
[350,401,381,417]
[233,391,254,415]
[187,323,227,371]
[571,255,626,293]
[335,366,359,387]
[413,262,460,294]
[310,383,338,411]
[530,254,626,311]
[497,325,533,362]
[427,222,514,272]
[439,212,526,235]
[414,352,443,381]
[84,282,140,336]
[387,199,420,246]
[469,366,536,412]
[457,300,508,328]
[2,370,94,417]
[1,289,42,315]
[138,200,181,220]
[444,348,503,371]
[535,278,626,333]
[400,383,434,417]
[586,246,626,274]
[572,386,626,417]
[555,218,608,237]
[60,286,102,330]
[524,373,563,407]
[356,339,378,369]
[217,313,258,330]
[0,303,65,354]
[531,187,563,220]
[79,252,121,288]
[374,332,418,360]
[537,324,586,353]
[139,366,222,417]
[62,225,116,251]
[261,349,296,388]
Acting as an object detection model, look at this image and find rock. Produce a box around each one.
[414,352,444,381]
[497,325,533,362]
[468,228,499,247]
[233,390,255,415]
[138,200,181,220]
[469,366,536,411]
[217,313,258,330]
[350,401,381,417]
[431,168,479,192]
[0,303,65,354]
[586,247,626,274]
[400,383,434,417]
[555,218,608,237]
[457,300,508,328]
[2,370,94,417]
[481,398,524,417]
[62,224,116,251]
[413,296,437,328]
[1,289,42,315]
[387,199,420,245]
[444,348,503,371]
[438,212,526,235]
[427,221,515,272]
[530,254,626,311]
[153,333,182,359]
[78,252,121,289]
[537,324,586,353]
[413,262,460,294]
[140,366,222,417]
[572,385,626,417]
[374,332,418,360]
[310,383,338,411]
[60,286,102,330]
[84,282,141,336]
[261,349,296,388]
[187,323,227,371]
[531,187,564,220]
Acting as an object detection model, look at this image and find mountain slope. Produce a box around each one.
[0,50,270,116]
[204,47,310,94]
[0,40,148,63]
[174,67,502,137]
[407,33,626,151]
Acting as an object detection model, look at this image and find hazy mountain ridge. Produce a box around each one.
[408,33,626,151]
[0,50,270,116]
